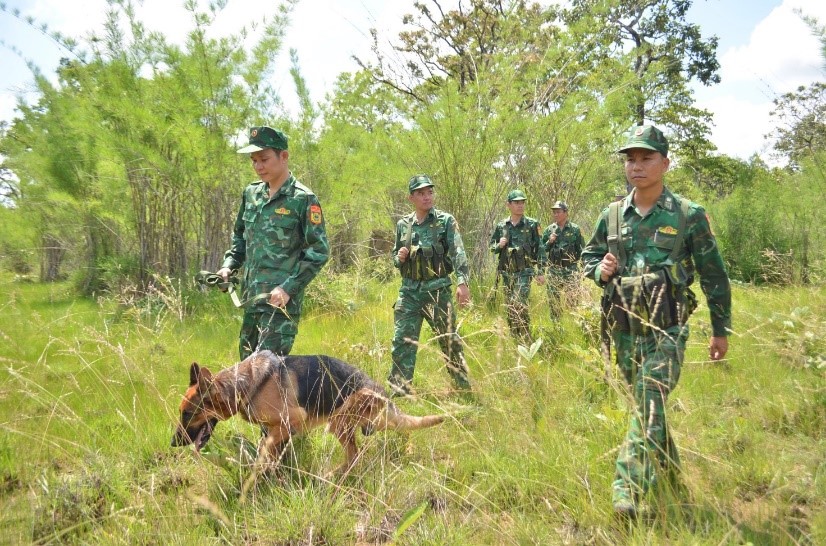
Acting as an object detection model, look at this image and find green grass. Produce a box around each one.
[0,277,824,544]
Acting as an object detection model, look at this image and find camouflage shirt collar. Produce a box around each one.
[624,186,676,213]
[412,207,437,224]
[256,173,295,199]
[273,173,296,198]
[656,186,678,211]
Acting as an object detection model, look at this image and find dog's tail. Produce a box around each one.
[383,408,445,430]
[369,392,445,431]
[341,389,445,433]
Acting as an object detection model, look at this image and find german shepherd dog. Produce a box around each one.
[172,350,444,481]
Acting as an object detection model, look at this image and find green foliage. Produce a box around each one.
[711,156,826,284]
[564,0,719,146]
[0,1,296,292]
[769,82,826,167]
[0,206,36,275]
[1,0,819,293]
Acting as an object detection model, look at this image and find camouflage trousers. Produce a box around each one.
[611,324,687,506]
[239,307,299,360]
[389,285,470,392]
[501,272,533,342]
[546,265,579,319]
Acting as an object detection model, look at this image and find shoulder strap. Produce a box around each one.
[430,214,443,246]
[404,213,415,250]
[607,201,626,276]
[292,180,315,196]
[666,197,690,264]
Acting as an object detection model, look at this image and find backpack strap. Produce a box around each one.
[606,201,626,277]
[404,213,415,250]
[667,197,691,264]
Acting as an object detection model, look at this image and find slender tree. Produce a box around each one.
[564,0,719,150]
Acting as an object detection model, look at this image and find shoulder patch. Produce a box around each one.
[309,204,322,225]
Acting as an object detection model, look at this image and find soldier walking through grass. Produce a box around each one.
[581,125,732,519]
[541,200,584,320]
[388,175,472,397]
[217,126,330,359]
[490,189,546,342]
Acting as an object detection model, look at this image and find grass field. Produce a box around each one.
[0,275,824,545]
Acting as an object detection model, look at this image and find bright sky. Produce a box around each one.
[1,0,825,162]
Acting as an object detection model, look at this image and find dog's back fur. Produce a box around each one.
[282,353,383,419]
[172,350,444,474]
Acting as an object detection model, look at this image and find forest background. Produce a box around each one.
[1,0,826,544]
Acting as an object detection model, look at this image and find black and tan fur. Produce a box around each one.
[172,350,444,475]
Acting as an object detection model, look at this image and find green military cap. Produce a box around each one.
[551,200,568,211]
[408,174,434,193]
[618,124,669,157]
[236,126,289,153]
[507,189,527,202]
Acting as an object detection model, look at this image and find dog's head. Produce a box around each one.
[171,362,221,451]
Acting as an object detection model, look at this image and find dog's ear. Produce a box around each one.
[189,362,201,386]
[197,366,214,393]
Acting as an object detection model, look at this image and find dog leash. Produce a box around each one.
[195,271,285,309]
[195,270,244,307]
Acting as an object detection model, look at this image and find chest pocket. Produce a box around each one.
[242,203,259,224]
[270,214,300,246]
[651,230,677,251]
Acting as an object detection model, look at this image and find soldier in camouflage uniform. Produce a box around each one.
[218,126,330,360]
[541,201,584,320]
[490,189,546,342]
[389,175,472,396]
[582,125,731,518]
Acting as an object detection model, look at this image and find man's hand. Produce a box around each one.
[599,252,618,283]
[535,274,546,286]
[549,233,558,244]
[498,237,508,249]
[456,283,471,308]
[709,336,729,361]
[397,247,410,263]
[269,287,291,308]
[216,267,234,292]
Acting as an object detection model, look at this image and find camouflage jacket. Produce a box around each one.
[392,208,470,291]
[581,187,732,337]
[489,215,545,276]
[541,221,584,269]
[221,175,330,312]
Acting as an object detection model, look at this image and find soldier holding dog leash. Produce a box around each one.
[216,126,330,359]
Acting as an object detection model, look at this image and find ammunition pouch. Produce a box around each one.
[607,267,695,335]
[548,245,574,268]
[498,246,530,273]
[399,246,420,280]
[401,243,452,281]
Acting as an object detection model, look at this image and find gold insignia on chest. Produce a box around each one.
[274,208,290,215]
[658,226,678,235]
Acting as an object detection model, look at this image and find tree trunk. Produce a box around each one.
[40,233,66,282]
